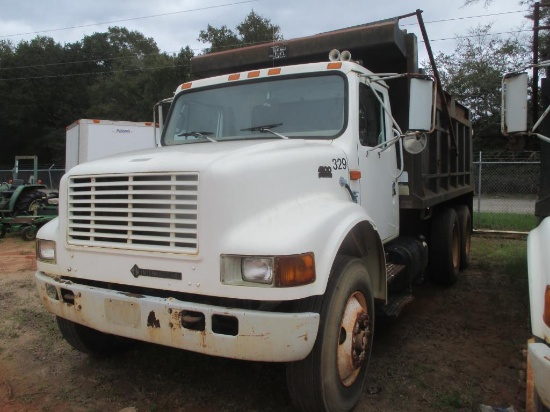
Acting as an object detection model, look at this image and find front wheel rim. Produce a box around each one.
[337,291,371,387]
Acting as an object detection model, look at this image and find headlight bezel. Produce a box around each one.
[221,252,315,287]
[36,239,56,263]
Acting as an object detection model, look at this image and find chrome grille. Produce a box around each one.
[68,173,198,253]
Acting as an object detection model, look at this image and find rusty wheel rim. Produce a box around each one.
[337,291,371,387]
[28,200,40,216]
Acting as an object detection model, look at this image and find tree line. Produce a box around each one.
[0,11,279,165]
[0,7,535,166]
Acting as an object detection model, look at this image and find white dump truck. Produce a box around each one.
[35,13,473,411]
[503,69,550,411]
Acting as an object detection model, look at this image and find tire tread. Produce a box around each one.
[429,208,461,286]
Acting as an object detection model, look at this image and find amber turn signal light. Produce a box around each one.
[275,253,315,287]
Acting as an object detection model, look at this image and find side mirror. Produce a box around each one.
[154,97,173,147]
[408,77,436,132]
[502,72,528,135]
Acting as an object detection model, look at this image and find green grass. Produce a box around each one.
[471,236,528,279]
[474,211,538,232]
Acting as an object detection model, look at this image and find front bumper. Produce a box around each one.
[36,271,319,362]
[528,340,550,408]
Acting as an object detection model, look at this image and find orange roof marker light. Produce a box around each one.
[248,70,260,78]
[228,74,241,81]
[327,62,342,70]
[268,68,281,76]
[181,82,192,90]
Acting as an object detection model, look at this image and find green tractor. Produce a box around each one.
[0,179,58,240]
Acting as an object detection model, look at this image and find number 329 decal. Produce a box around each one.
[332,158,347,170]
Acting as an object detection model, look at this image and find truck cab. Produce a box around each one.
[503,70,550,411]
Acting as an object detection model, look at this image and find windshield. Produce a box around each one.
[162,73,347,145]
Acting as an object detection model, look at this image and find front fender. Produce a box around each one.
[36,216,59,241]
[221,193,383,299]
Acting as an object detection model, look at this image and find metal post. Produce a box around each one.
[415,9,458,153]
[477,151,482,214]
[48,164,55,190]
[536,79,550,220]
[534,2,540,123]
[533,2,550,221]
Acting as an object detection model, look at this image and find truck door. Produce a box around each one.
[357,81,399,242]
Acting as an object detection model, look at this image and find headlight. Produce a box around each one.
[221,253,315,287]
[37,239,56,262]
[242,257,273,284]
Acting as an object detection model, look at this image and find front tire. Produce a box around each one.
[286,256,374,412]
[56,317,133,357]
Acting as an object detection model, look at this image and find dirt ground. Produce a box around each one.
[0,234,530,412]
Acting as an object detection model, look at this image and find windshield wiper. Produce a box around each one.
[241,123,288,139]
[176,131,217,143]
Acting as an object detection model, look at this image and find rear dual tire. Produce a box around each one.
[430,208,461,286]
[454,205,471,270]
[429,205,472,286]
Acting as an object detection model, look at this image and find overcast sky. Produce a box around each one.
[0,0,530,63]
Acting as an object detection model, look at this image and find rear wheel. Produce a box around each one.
[15,190,44,215]
[286,256,374,412]
[56,317,133,357]
[454,205,471,270]
[429,208,461,286]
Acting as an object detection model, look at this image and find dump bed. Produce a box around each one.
[190,17,473,211]
[191,18,417,77]
[401,94,473,210]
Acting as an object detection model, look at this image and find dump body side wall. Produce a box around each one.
[400,95,473,210]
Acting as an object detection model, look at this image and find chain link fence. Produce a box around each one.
[0,152,541,221]
[473,151,540,218]
[0,165,65,191]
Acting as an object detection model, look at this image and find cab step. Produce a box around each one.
[386,262,406,284]
[380,291,414,318]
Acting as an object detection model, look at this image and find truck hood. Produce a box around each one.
[52,136,354,300]
[69,139,333,175]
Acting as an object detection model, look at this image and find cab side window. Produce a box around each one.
[359,83,386,147]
